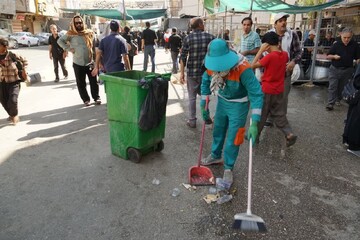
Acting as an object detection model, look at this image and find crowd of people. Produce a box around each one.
[0,13,359,183]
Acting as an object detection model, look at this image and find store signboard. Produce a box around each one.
[36,0,58,17]
[16,0,36,13]
[16,14,25,21]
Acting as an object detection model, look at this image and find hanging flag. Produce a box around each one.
[118,0,125,15]
[118,0,135,21]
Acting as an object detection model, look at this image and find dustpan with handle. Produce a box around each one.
[189,95,215,185]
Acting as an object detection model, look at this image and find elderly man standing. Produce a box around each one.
[180,17,215,128]
[239,17,261,64]
[58,15,101,106]
[48,24,68,82]
[326,27,360,111]
[91,20,130,76]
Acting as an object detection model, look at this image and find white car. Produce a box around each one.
[11,32,40,47]
[0,29,18,49]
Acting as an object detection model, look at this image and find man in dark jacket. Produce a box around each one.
[168,28,182,74]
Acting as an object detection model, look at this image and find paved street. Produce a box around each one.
[0,45,359,240]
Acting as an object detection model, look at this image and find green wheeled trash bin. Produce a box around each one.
[100,70,170,163]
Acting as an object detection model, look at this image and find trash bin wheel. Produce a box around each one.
[128,148,142,163]
[156,140,164,152]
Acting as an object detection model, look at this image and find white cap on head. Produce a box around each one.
[309,30,316,36]
[274,12,290,23]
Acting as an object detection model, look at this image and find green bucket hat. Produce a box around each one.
[205,38,239,72]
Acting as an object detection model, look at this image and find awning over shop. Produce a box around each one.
[204,0,344,14]
[60,8,167,20]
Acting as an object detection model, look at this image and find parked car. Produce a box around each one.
[11,32,40,47]
[58,30,67,37]
[34,34,48,45]
[35,32,51,44]
[0,29,19,49]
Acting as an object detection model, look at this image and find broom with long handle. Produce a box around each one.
[233,120,267,232]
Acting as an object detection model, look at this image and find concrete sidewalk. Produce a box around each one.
[0,47,359,240]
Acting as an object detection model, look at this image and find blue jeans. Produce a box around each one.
[143,45,155,72]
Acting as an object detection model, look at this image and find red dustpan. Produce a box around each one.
[189,96,215,185]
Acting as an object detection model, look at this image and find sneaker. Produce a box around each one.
[286,134,297,147]
[335,101,341,106]
[95,98,101,105]
[326,104,334,111]
[201,154,223,166]
[223,169,233,186]
[84,101,91,106]
[186,120,196,128]
[64,75,68,80]
[54,78,59,82]
[264,120,273,127]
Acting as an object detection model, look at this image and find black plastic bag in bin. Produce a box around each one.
[138,76,169,131]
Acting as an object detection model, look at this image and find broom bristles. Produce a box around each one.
[233,213,267,232]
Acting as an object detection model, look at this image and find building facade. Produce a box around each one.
[0,0,16,33]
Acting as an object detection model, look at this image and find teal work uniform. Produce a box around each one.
[201,60,263,169]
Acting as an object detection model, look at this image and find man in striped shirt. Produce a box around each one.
[239,17,261,64]
[180,17,215,128]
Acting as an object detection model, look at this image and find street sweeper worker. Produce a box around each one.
[200,38,263,186]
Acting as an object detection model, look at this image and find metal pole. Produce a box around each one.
[224,6,227,38]
[308,10,322,86]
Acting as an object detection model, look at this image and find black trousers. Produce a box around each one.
[128,55,134,70]
[73,63,99,103]
[53,56,68,79]
[0,81,20,117]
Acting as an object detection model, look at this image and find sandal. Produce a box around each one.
[286,135,297,147]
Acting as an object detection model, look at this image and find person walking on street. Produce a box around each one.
[168,27,182,74]
[58,15,101,106]
[0,38,28,125]
[92,20,130,76]
[121,25,136,70]
[252,32,297,147]
[326,27,360,111]
[180,17,215,128]
[48,24,68,82]
[266,12,302,126]
[141,22,157,72]
[200,39,263,186]
[239,17,261,64]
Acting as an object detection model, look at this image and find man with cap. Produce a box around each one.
[200,38,263,186]
[180,17,215,128]
[266,12,302,126]
[302,29,316,74]
[58,15,101,106]
[92,20,130,76]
